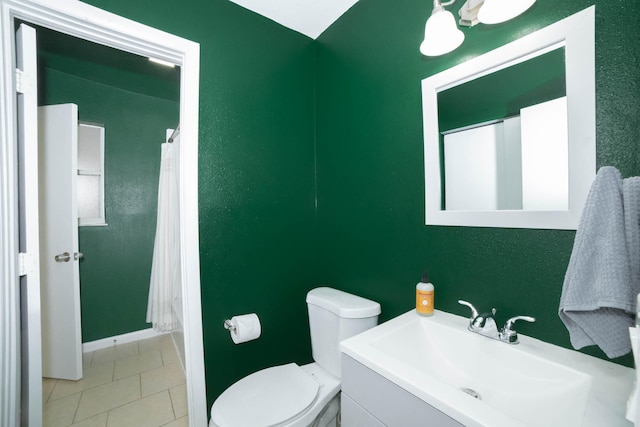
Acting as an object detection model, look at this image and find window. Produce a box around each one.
[77,123,106,226]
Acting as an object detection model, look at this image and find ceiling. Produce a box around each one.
[228,0,360,39]
[34,23,180,102]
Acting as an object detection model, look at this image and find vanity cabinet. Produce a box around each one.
[341,355,463,427]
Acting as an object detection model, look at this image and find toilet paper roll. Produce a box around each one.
[229,313,261,344]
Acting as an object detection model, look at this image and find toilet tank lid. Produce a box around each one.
[306,287,381,318]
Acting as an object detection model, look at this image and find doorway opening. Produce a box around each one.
[0,1,205,426]
[36,25,186,425]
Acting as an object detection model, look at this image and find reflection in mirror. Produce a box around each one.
[442,97,570,211]
[422,6,595,229]
[439,48,569,211]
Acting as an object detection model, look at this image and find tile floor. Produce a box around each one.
[42,334,188,427]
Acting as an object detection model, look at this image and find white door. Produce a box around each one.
[39,104,83,381]
[16,22,43,427]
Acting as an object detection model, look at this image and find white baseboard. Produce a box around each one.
[82,328,166,353]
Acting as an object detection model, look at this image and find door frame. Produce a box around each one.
[0,1,206,426]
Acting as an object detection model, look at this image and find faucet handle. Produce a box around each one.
[503,315,535,331]
[458,300,479,320]
[501,316,536,343]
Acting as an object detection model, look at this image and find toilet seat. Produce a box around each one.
[210,363,320,427]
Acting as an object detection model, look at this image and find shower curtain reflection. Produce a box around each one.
[147,140,181,332]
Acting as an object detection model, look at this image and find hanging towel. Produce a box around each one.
[559,166,640,358]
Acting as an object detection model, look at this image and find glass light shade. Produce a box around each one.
[420,9,465,56]
[477,0,536,24]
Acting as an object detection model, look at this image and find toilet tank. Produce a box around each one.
[306,287,381,378]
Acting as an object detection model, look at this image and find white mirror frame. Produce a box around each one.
[422,6,595,229]
[0,0,206,425]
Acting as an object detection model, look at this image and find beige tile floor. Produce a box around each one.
[42,334,189,427]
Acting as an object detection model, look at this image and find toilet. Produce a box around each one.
[209,287,381,427]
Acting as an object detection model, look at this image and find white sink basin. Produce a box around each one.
[341,310,634,427]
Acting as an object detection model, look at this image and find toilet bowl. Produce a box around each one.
[210,363,340,427]
[209,287,381,427]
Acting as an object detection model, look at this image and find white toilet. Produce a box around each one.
[210,287,381,427]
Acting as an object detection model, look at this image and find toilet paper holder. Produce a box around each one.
[224,314,262,344]
[223,319,236,333]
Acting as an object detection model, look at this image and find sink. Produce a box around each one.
[341,310,634,427]
[371,313,590,426]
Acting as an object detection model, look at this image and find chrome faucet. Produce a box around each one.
[458,300,535,344]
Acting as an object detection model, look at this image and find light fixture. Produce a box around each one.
[420,0,536,56]
[420,0,465,57]
[458,0,485,26]
[477,0,536,24]
[148,57,176,68]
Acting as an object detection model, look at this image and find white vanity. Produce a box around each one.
[340,310,634,427]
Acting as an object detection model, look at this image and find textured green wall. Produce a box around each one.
[38,66,179,342]
[315,0,640,368]
[80,0,317,407]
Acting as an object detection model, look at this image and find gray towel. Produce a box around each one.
[559,166,640,358]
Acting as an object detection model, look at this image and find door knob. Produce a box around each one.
[74,252,83,260]
[54,252,71,262]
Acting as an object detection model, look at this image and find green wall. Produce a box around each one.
[38,63,179,342]
[79,0,318,407]
[315,0,640,369]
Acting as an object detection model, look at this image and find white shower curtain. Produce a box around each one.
[146,141,181,332]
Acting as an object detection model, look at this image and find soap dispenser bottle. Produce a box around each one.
[416,270,434,316]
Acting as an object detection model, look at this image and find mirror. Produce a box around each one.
[422,6,595,229]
